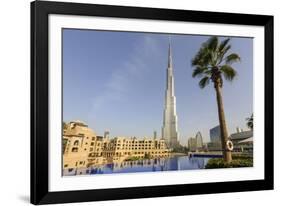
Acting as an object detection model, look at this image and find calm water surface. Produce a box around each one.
[63,156,211,176]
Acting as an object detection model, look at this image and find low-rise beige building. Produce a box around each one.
[102,137,171,162]
[63,120,106,169]
[63,120,171,170]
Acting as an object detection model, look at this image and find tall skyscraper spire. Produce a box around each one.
[162,39,179,149]
[168,37,173,68]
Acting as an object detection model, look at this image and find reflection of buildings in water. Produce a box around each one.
[188,157,206,169]
[90,168,104,174]
[62,156,209,176]
[63,158,169,175]
[163,157,179,171]
[109,158,167,171]
[63,167,90,176]
[63,167,106,176]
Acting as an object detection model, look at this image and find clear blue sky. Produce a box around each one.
[63,29,253,145]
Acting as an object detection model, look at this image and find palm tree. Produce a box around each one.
[246,114,253,130]
[191,36,241,163]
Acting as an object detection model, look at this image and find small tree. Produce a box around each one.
[246,114,253,130]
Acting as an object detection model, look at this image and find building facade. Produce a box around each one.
[162,42,179,149]
[187,132,204,152]
[63,120,102,169]
[195,131,203,149]
[230,129,253,153]
[102,137,171,162]
[207,126,222,151]
[187,137,197,152]
[210,125,221,143]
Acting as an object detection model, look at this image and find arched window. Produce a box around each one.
[73,140,79,146]
[72,147,78,152]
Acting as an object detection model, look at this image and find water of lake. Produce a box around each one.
[63,156,211,176]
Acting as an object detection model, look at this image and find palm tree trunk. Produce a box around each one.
[214,83,232,163]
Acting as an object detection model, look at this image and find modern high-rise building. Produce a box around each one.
[195,131,203,148]
[210,125,221,143]
[153,130,157,139]
[187,132,204,152]
[207,125,222,151]
[104,131,110,139]
[162,41,179,149]
[187,137,197,152]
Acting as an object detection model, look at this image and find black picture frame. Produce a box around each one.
[31,0,274,204]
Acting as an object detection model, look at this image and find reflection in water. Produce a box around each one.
[63,156,210,176]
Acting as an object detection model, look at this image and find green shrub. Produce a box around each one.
[232,154,253,160]
[125,156,140,161]
[205,157,253,169]
[144,153,152,159]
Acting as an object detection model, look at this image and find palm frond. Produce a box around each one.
[220,45,231,60]
[246,114,253,122]
[191,49,203,66]
[218,45,231,63]
[219,38,230,52]
[246,114,253,129]
[192,66,208,78]
[191,51,202,66]
[217,39,231,65]
[207,36,218,51]
[199,76,210,89]
[192,47,214,67]
[192,47,209,66]
[225,53,240,64]
[220,65,237,81]
[204,70,212,76]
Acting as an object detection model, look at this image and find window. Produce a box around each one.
[73,140,79,146]
[72,147,78,152]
